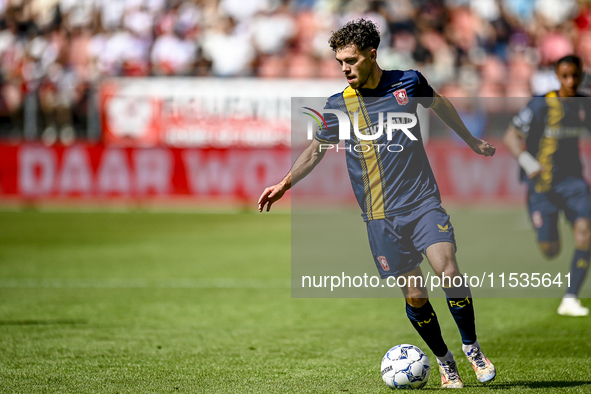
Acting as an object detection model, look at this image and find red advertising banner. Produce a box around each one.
[100,78,345,148]
[0,144,290,200]
[1,142,591,203]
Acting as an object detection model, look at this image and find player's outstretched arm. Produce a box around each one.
[258,139,326,212]
[430,92,495,157]
[503,125,542,178]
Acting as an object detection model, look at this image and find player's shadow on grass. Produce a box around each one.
[484,381,591,390]
[0,319,86,325]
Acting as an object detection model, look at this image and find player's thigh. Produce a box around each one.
[528,188,560,244]
[425,241,461,278]
[560,178,591,226]
[366,218,423,279]
[411,207,458,276]
[553,177,591,248]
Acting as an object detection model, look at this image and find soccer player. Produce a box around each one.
[258,19,496,388]
[504,55,590,316]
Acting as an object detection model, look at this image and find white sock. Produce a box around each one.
[436,350,455,364]
[563,293,577,299]
[462,340,480,355]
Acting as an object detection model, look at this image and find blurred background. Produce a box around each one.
[1,0,591,205]
[1,4,590,389]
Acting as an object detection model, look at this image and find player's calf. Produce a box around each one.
[442,278,477,348]
[405,301,449,358]
[573,218,591,250]
[559,219,591,316]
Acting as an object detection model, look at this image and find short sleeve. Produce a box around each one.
[414,70,435,108]
[583,96,591,130]
[314,98,341,144]
[511,100,537,138]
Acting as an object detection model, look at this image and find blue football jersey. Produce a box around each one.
[511,91,590,192]
[315,69,439,221]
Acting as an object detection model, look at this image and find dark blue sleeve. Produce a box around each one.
[414,70,435,108]
[583,96,591,131]
[314,97,341,144]
[511,98,543,138]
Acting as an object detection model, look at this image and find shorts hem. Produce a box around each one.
[419,239,457,256]
[567,213,591,224]
[536,236,559,243]
[378,260,423,279]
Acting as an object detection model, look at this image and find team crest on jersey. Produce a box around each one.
[393,89,409,105]
[378,256,390,271]
[532,211,543,229]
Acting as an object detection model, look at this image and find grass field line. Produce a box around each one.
[0,277,291,289]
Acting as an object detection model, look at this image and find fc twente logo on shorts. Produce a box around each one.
[438,224,449,233]
[393,89,409,105]
[378,256,390,271]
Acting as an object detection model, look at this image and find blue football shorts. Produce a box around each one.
[527,176,591,242]
[366,197,457,278]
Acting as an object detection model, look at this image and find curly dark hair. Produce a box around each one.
[329,18,381,52]
[556,54,582,70]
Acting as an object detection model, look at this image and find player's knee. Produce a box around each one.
[540,242,560,258]
[574,219,591,249]
[406,297,428,308]
[427,250,460,278]
[402,283,428,303]
[432,258,461,279]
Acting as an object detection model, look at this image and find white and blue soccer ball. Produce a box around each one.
[381,344,431,389]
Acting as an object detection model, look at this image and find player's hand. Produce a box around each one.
[470,138,496,157]
[258,184,286,212]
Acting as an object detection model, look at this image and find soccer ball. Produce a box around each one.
[380,344,431,389]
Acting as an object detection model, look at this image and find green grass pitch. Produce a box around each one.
[0,208,590,393]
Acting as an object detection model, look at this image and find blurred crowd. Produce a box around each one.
[1,0,591,141]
